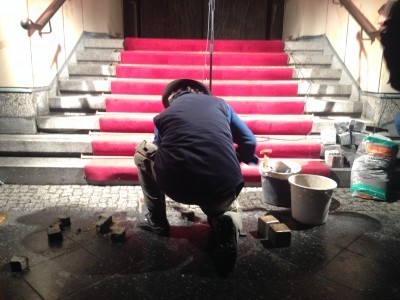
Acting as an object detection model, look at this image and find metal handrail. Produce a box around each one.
[333,0,381,42]
[21,0,67,37]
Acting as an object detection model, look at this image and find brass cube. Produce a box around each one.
[257,215,279,238]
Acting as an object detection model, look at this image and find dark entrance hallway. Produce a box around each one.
[123,0,284,40]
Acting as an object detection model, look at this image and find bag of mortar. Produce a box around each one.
[350,134,399,201]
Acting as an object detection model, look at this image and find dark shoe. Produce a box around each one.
[212,214,237,276]
[137,212,170,237]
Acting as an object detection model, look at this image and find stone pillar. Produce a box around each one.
[362,94,400,137]
[0,90,49,134]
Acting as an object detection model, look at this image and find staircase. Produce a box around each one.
[0,34,375,186]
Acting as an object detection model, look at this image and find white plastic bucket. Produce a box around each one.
[288,174,337,225]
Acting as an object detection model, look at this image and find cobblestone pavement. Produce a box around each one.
[1,184,400,300]
[1,184,399,215]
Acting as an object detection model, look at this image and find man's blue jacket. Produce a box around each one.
[153,92,258,205]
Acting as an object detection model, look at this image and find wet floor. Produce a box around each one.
[0,186,400,300]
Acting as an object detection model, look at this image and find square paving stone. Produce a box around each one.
[23,248,112,300]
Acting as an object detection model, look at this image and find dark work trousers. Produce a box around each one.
[134,140,243,235]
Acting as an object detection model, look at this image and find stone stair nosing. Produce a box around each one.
[35,112,374,135]
[0,155,398,187]
[47,94,363,116]
[0,133,93,156]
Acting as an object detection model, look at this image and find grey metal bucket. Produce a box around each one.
[259,160,302,208]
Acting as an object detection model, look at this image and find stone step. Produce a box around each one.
[0,133,323,157]
[58,77,353,97]
[35,113,371,134]
[288,54,333,66]
[285,40,326,52]
[0,156,398,188]
[48,94,362,115]
[83,37,124,49]
[80,37,326,52]
[68,63,117,77]
[0,133,151,156]
[75,48,334,67]
[67,62,342,81]
[76,49,121,62]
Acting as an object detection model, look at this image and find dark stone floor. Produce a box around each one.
[1,186,400,300]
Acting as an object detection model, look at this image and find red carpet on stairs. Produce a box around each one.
[85,38,331,185]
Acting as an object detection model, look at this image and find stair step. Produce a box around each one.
[76,49,121,62]
[90,134,322,158]
[115,65,295,80]
[36,113,314,135]
[2,155,399,188]
[104,96,306,114]
[83,38,124,49]
[68,63,116,77]
[58,77,352,98]
[298,82,352,97]
[288,54,333,66]
[36,113,372,135]
[285,40,326,52]
[49,95,106,111]
[68,63,343,82]
[96,113,313,135]
[305,98,363,115]
[0,134,92,156]
[111,79,299,96]
[48,94,362,116]
[0,132,322,160]
[36,115,100,132]
[120,51,289,66]
[0,157,87,185]
[0,156,338,186]
[293,68,342,80]
[124,37,285,52]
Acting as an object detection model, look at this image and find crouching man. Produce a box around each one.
[134,79,258,274]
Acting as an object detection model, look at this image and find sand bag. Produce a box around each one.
[350,134,399,201]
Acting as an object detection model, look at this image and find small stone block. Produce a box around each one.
[51,221,64,231]
[47,225,63,242]
[181,210,195,221]
[334,121,350,134]
[10,256,29,272]
[320,128,337,145]
[351,132,367,146]
[337,132,351,145]
[350,120,365,132]
[111,226,126,242]
[324,149,340,163]
[58,215,71,227]
[327,154,345,168]
[96,214,113,234]
[268,223,291,247]
[340,145,357,167]
[257,215,279,238]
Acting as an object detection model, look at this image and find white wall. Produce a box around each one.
[284,0,397,94]
[0,0,34,88]
[82,0,123,38]
[0,0,123,89]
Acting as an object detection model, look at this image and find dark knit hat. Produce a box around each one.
[161,79,211,108]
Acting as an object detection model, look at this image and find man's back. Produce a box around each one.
[154,93,243,205]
